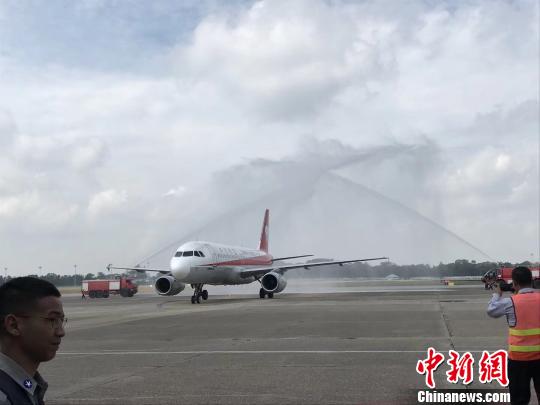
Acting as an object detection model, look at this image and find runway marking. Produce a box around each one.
[57,349,499,355]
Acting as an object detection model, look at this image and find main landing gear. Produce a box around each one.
[191,284,208,304]
[259,288,273,299]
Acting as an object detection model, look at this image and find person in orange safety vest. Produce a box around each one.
[487,266,540,405]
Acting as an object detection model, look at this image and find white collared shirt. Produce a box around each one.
[486,287,537,327]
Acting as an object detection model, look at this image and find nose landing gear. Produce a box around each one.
[191,284,208,304]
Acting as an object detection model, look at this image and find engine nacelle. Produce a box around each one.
[155,276,185,296]
[261,272,287,293]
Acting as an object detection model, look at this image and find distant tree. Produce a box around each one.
[9,259,515,286]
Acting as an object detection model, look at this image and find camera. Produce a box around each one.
[499,282,515,292]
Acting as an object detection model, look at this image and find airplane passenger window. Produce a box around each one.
[184,251,193,257]
[175,251,183,257]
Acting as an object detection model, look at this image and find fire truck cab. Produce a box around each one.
[482,266,540,291]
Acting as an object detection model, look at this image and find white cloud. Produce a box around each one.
[0,191,79,230]
[87,189,128,219]
[0,195,25,218]
[495,154,510,172]
[69,138,107,171]
[445,145,536,202]
[11,133,108,173]
[174,0,395,120]
[0,0,537,273]
[0,109,16,147]
[162,186,187,197]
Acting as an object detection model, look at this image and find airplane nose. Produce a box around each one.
[170,258,190,280]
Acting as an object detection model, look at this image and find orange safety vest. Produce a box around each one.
[508,292,540,361]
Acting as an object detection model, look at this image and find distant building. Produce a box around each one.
[385,274,401,280]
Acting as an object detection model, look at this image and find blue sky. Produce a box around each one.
[0,0,253,72]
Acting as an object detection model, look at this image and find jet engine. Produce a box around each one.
[261,272,287,293]
[155,276,185,296]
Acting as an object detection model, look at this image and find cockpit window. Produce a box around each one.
[175,251,183,257]
[183,251,193,257]
[194,251,200,257]
[198,251,205,257]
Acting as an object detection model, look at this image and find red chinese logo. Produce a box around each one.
[446,350,474,385]
[416,347,445,389]
[478,350,508,386]
[417,349,508,388]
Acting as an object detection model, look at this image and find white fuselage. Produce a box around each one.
[169,241,272,285]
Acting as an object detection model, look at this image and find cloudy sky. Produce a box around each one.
[0,0,538,276]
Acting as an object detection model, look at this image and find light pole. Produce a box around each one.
[3,267,6,281]
[74,264,77,287]
[38,266,42,278]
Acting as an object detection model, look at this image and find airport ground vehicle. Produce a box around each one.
[482,266,540,290]
[82,277,138,298]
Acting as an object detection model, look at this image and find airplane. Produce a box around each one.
[107,209,388,304]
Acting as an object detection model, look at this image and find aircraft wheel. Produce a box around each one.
[191,296,196,304]
[196,295,201,304]
[259,288,266,299]
[202,290,208,300]
[267,292,274,299]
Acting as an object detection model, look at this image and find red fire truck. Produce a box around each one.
[82,277,138,298]
[482,266,540,291]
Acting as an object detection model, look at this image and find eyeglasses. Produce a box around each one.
[15,315,67,329]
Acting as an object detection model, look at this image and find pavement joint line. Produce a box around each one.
[438,300,456,351]
[57,350,502,355]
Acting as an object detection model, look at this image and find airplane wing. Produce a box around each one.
[239,257,389,278]
[106,264,170,274]
[272,254,314,262]
[188,256,316,271]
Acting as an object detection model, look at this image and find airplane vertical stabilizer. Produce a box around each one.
[259,209,270,253]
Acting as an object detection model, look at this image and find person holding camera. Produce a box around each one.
[487,266,540,405]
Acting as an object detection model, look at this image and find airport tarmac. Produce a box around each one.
[42,280,535,405]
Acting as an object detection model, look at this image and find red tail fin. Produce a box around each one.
[259,209,269,253]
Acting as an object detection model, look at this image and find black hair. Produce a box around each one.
[512,266,533,287]
[0,277,61,333]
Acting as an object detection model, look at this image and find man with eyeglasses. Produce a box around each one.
[0,277,66,405]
